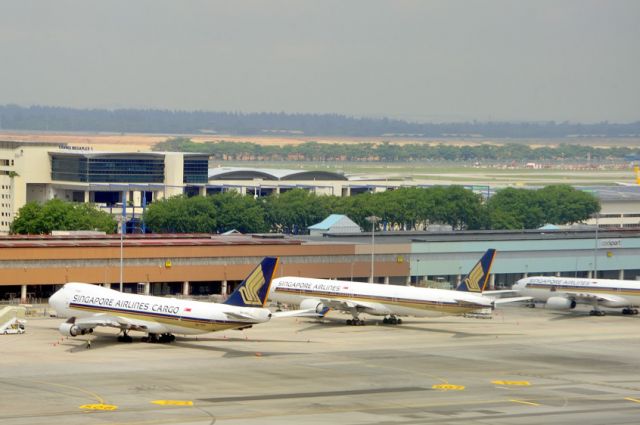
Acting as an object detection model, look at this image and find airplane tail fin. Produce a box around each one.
[224,257,279,308]
[456,249,496,293]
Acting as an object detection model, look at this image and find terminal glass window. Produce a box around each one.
[183,157,208,183]
[52,155,165,183]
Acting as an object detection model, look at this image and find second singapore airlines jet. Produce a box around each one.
[270,249,499,325]
[513,276,640,316]
[49,257,280,343]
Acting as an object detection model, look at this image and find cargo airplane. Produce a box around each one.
[270,249,514,325]
[49,257,281,343]
[513,276,640,316]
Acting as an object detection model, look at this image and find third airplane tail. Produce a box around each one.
[455,249,496,293]
[224,257,279,308]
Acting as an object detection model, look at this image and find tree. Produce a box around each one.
[210,192,267,233]
[486,188,544,230]
[536,185,600,224]
[10,199,117,234]
[143,195,217,233]
[485,186,600,230]
[263,189,329,233]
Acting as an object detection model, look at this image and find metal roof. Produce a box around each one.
[309,214,353,230]
[208,167,347,181]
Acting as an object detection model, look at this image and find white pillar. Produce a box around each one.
[456,274,462,287]
[143,282,150,295]
[182,281,190,296]
[405,275,411,286]
[489,274,495,290]
[619,269,625,280]
[132,191,142,207]
[20,285,27,303]
[587,270,593,279]
[556,272,561,277]
[221,280,228,295]
[384,276,390,285]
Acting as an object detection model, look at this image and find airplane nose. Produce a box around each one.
[48,289,65,312]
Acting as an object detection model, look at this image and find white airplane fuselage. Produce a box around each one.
[49,283,272,336]
[513,276,640,308]
[270,277,493,318]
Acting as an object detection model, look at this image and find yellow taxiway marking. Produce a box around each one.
[32,380,116,411]
[152,400,194,406]
[624,397,640,404]
[79,403,118,411]
[510,399,540,406]
[492,380,531,386]
[432,384,465,391]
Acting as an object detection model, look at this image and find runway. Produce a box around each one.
[1,306,639,424]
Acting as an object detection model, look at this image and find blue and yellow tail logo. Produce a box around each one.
[224,257,279,307]
[456,249,496,293]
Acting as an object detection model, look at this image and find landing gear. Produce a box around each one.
[382,316,403,325]
[345,308,365,326]
[141,333,175,343]
[158,333,176,343]
[589,310,606,316]
[622,308,639,315]
[117,331,133,343]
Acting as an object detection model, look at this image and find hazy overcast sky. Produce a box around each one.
[1,0,638,122]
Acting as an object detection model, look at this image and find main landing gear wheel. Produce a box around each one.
[622,308,639,315]
[346,319,365,326]
[117,332,133,343]
[589,310,606,316]
[382,316,402,325]
[142,333,175,343]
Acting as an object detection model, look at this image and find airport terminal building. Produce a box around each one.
[0,140,208,233]
[1,228,639,304]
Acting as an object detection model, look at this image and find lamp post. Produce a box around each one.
[120,190,126,293]
[366,215,380,283]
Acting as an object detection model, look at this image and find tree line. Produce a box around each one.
[1,104,639,138]
[9,185,599,235]
[141,185,599,234]
[155,137,640,162]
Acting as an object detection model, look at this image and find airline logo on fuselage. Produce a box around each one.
[464,263,485,292]
[239,267,265,306]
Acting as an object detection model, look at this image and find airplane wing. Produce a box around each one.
[492,296,534,305]
[65,315,148,332]
[563,292,629,306]
[319,298,387,314]
[272,308,329,318]
[483,289,519,296]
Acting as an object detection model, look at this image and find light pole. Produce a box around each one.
[120,190,126,293]
[366,215,380,283]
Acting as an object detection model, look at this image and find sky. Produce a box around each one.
[1,0,639,123]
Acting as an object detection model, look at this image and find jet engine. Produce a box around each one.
[59,322,92,337]
[545,297,577,311]
[300,299,328,315]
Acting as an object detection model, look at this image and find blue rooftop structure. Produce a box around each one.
[308,214,361,236]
